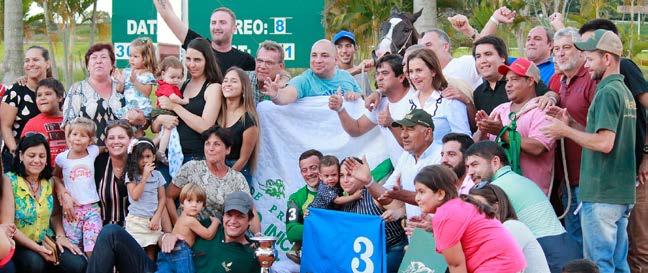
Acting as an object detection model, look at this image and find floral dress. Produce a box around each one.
[115,68,156,118]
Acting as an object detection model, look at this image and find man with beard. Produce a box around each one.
[535,27,596,249]
[153,1,255,72]
[474,58,556,195]
[465,141,581,273]
[285,150,322,261]
[542,30,637,273]
[262,40,361,105]
[440,133,475,194]
[333,30,373,96]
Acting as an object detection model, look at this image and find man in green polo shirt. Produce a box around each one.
[285,149,323,263]
[541,29,637,273]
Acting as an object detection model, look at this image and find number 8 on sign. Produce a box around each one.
[351,237,374,273]
[273,17,287,34]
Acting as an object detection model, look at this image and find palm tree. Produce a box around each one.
[2,0,24,84]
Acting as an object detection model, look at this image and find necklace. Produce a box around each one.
[26,177,40,197]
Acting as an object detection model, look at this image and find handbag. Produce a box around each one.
[42,236,60,265]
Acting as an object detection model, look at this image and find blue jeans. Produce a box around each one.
[0,261,15,273]
[537,232,582,273]
[561,185,582,249]
[156,241,194,273]
[581,202,633,273]
[386,237,407,273]
[13,245,87,273]
[86,224,156,273]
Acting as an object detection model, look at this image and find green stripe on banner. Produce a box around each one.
[371,159,394,182]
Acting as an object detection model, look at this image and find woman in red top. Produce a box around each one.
[414,165,526,273]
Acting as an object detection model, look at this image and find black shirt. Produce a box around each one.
[183,28,256,73]
[473,78,549,114]
[620,58,648,171]
[224,112,257,161]
[177,80,212,157]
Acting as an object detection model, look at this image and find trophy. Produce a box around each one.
[251,236,277,273]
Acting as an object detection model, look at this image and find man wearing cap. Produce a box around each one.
[535,27,597,249]
[472,35,549,115]
[541,29,637,273]
[86,191,260,273]
[333,30,374,96]
[475,58,556,195]
[367,109,441,219]
[261,39,362,105]
[192,191,261,273]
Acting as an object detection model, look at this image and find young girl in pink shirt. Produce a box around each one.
[414,165,526,273]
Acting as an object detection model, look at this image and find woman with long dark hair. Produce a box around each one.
[413,165,525,273]
[0,134,86,273]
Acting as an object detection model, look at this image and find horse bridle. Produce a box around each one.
[371,28,415,63]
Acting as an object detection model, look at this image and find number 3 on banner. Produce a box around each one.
[351,236,374,273]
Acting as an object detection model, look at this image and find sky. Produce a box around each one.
[28,0,112,17]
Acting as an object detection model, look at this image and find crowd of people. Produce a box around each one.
[0,1,646,273]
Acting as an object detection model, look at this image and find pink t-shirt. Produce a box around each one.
[433,199,526,273]
[488,98,556,195]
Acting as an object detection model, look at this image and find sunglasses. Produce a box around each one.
[24,131,47,140]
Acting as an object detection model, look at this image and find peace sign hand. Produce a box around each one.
[261,74,282,100]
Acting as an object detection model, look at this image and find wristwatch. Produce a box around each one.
[643,144,648,154]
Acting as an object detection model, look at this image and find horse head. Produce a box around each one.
[374,7,423,60]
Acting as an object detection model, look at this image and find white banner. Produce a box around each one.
[251,97,389,271]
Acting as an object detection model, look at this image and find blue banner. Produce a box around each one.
[302,208,386,273]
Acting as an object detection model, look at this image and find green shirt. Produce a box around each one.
[193,226,260,273]
[580,74,637,204]
[285,185,317,243]
[492,166,565,238]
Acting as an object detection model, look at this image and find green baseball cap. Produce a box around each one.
[574,29,623,56]
[392,109,434,129]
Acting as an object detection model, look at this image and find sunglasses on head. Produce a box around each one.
[24,131,47,140]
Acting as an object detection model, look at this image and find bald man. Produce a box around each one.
[262,39,362,105]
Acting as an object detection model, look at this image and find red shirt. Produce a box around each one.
[155,80,183,108]
[548,73,562,92]
[21,114,67,167]
[557,64,597,186]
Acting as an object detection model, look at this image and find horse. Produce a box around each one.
[373,7,423,60]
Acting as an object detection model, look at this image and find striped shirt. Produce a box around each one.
[342,189,407,247]
[95,153,129,226]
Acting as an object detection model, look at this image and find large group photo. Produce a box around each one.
[0,0,647,273]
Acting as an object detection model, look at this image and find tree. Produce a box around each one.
[2,0,24,84]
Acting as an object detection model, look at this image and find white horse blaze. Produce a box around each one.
[375,18,403,58]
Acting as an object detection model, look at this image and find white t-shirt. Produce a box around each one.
[365,89,415,166]
[411,90,471,145]
[503,220,551,273]
[55,145,100,205]
[443,55,482,90]
[383,143,442,218]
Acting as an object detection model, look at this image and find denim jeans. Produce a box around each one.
[0,261,15,273]
[386,237,407,273]
[86,224,156,273]
[537,232,582,273]
[156,241,195,273]
[581,202,633,273]
[13,245,87,273]
[561,185,582,249]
